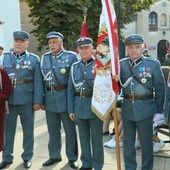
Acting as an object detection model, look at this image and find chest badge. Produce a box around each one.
[16,64,20,69]
[141,78,147,83]
[60,68,66,74]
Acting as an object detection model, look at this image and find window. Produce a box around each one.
[161,13,167,26]
[149,12,158,31]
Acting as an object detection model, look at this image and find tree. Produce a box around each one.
[26,0,153,51]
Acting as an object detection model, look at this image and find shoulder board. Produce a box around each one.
[28,53,40,62]
[72,60,81,66]
[64,50,76,55]
[29,52,39,58]
[145,56,158,62]
[41,52,51,58]
[119,57,129,63]
[44,51,51,55]
[3,52,10,55]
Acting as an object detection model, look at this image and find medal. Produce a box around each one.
[60,68,66,74]
[16,64,20,69]
[141,78,147,83]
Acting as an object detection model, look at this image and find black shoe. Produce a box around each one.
[0,161,13,169]
[69,160,79,169]
[79,167,92,170]
[42,158,62,167]
[24,160,32,169]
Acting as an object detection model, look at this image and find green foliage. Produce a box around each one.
[26,0,153,51]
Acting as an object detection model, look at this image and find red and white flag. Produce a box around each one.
[91,0,119,120]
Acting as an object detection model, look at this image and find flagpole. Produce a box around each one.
[114,1,121,169]
[83,6,88,23]
[113,106,121,170]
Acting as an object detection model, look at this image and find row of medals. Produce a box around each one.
[15,63,66,74]
[140,70,151,84]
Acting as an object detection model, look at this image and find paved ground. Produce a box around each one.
[0,110,170,170]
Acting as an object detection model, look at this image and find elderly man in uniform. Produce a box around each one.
[41,31,78,169]
[0,31,44,169]
[119,34,165,170]
[67,37,104,170]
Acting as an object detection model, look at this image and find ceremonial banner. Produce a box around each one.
[80,21,89,38]
[77,14,89,57]
[91,0,119,120]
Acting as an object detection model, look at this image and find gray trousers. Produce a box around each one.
[3,104,34,162]
[45,111,78,161]
[122,116,153,170]
[77,117,104,170]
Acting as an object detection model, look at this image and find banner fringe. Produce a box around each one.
[91,98,117,121]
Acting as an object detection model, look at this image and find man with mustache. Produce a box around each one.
[41,31,78,169]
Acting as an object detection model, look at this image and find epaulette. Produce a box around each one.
[43,51,51,56]
[41,52,51,60]
[29,52,39,58]
[72,60,81,66]
[145,56,157,61]
[119,57,129,63]
[64,50,77,55]
[28,53,40,62]
[3,52,10,55]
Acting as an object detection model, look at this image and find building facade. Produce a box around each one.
[1,0,170,63]
[123,0,170,64]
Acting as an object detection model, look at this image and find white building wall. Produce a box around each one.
[122,0,170,60]
[0,0,21,52]
[122,22,136,38]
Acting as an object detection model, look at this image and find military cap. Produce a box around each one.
[124,34,144,45]
[101,37,109,46]
[13,31,30,40]
[76,37,93,47]
[46,31,64,40]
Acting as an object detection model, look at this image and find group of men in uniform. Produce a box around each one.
[0,30,103,170]
[0,30,169,170]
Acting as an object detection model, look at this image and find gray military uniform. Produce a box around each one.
[41,49,78,161]
[2,50,44,162]
[67,58,104,170]
[120,56,165,170]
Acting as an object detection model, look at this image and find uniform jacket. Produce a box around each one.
[41,49,78,113]
[120,56,165,121]
[2,51,44,105]
[67,58,98,119]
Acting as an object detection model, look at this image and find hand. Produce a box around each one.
[69,113,76,121]
[33,104,42,111]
